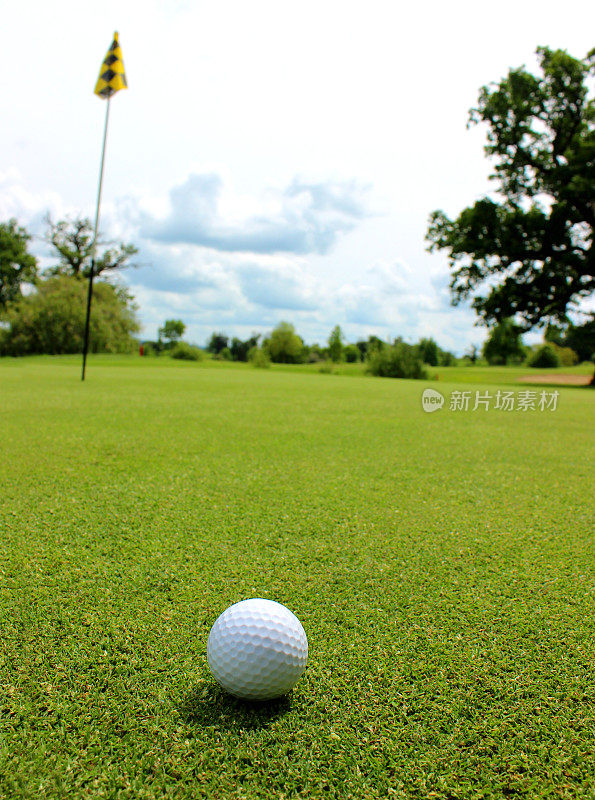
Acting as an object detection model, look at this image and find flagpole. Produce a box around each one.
[82,95,111,382]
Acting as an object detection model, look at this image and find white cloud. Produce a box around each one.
[139,173,370,254]
[0,169,64,230]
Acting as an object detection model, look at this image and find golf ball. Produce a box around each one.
[207,598,308,700]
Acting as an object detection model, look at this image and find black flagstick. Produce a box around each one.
[82,95,111,381]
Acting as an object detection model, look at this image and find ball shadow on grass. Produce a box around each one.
[177,683,293,731]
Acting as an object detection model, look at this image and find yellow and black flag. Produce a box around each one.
[94,32,127,99]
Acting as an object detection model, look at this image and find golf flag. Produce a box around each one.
[94,32,127,99]
[83,32,127,380]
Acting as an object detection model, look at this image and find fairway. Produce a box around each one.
[2,358,594,799]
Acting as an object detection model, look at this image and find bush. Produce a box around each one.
[248,346,271,368]
[170,342,204,361]
[551,344,578,366]
[366,341,428,379]
[528,344,561,368]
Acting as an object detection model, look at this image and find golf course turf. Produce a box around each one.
[1,356,594,798]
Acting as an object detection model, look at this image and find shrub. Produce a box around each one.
[248,346,271,368]
[528,344,560,368]
[366,341,428,379]
[551,344,578,366]
[170,342,204,361]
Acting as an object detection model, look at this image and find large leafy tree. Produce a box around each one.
[426,47,594,331]
[45,216,138,278]
[0,219,38,311]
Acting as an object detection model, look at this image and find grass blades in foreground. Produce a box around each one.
[1,357,594,798]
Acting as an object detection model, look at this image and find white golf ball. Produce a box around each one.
[207,598,308,700]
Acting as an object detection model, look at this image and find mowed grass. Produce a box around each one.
[1,357,594,799]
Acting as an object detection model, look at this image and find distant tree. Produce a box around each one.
[207,332,229,355]
[358,335,385,360]
[344,343,361,363]
[328,325,345,362]
[417,337,439,366]
[230,334,260,362]
[465,345,480,364]
[158,319,186,347]
[367,335,385,354]
[0,275,139,356]
[482,319,526,365]
[355,340,368,359]
[528,344,561,368]
[266,321,304,364]
[546,317,595,363]
[438,349,457,366]
[0,219,38,311]
[426,47,594,330]
[45,216,138,279]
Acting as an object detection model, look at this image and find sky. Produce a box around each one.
[2,0,593,353]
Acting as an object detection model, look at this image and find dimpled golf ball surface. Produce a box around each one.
[207,599,308,700]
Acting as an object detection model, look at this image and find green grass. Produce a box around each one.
[1,356,594,799]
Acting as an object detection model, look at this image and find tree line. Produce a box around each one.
[203,324,457,368]
[142,321,458,378]
[147,315,594,375]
